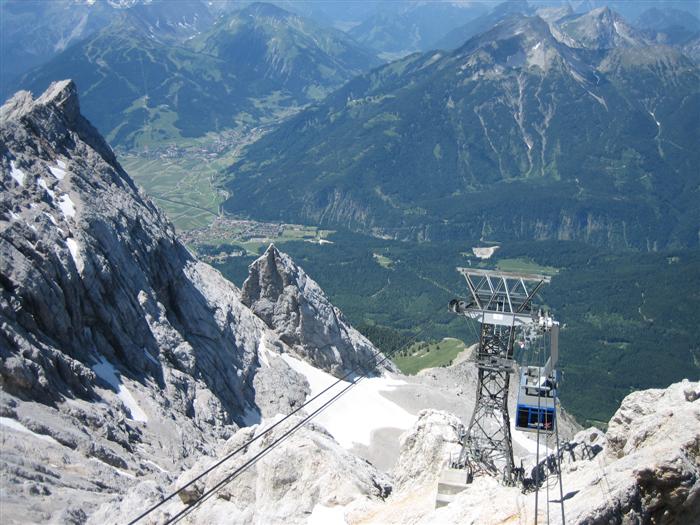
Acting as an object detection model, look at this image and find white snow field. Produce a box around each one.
[281,354,417,449]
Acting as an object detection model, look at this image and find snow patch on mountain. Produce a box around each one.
[91,357,149,423]
[9,160,26,186]
[49,161,67,180]
[281,353,416,448]
[37,177,56,199]
[57,194,76,218]
[65,237,84,272]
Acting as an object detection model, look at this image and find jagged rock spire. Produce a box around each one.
[242,243,397,377]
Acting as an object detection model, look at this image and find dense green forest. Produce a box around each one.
[210,232,700,427]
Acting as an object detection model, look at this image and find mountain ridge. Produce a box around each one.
[242,243,397,377]
[9,2,380,148]
[0,80,392,521]
[222,12,700,250]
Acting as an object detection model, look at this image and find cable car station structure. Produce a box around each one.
[130,263,566,524]
[447,268,559,486]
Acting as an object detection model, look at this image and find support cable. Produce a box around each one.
[167,367,375,524]
[466,318,481,350]
[533,330,544,525]
[128,311,440,524]
[553,404,566,524]
[164,320,437,524]
[546,432,550,525]
[593,438,618,517]
[126,360,370,524]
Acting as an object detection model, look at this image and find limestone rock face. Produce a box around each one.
[393,409,464,492]
[606,379,699,458]
[584,379,700,524]
[97,415,393,524]
[351,380,699,525]
[0,80,308,522]
[241,244,397,377]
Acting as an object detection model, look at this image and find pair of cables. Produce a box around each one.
[128,313,444,524]
[531,329,566,525]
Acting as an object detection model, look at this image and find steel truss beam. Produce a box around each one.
[450,269,550,486]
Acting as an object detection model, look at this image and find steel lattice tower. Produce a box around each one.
[449,269,551,485]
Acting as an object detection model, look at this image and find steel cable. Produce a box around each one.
[534,328,545,525]
[553,406,566,524]
[167,366,376,524]
[163,319,437,524]
[128,309,442,524]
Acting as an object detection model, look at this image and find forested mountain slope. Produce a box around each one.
[224,14,700,250]
[11,3,380,148]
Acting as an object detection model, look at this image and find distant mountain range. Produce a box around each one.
[10,2,380,147]
[348,2,489,60]
[223,10,700,250]
[5,1,699,150]
[0,0,213,85]
[0,0,485,86]
[634,6,700,62]
[436,0,534,50]
[436,2,700,53]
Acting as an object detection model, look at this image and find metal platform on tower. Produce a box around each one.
[446,268,552,486]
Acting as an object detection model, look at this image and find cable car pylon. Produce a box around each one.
[437,268,557,503]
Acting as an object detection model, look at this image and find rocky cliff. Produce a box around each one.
[350,379,700,524]
[0,80,313,522]
[241,244,397,377]
[2,80,697,525]
[392,409,464,493]
[96,415,393,524]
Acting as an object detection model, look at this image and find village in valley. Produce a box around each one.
[179,216,334,261]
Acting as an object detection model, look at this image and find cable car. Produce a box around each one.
[515,314,559,434]
[515,366,556,434]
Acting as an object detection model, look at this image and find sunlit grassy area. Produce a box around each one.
[496,257,558,275]
[393,337,467,375]
[373,253,393,268]
[117,130,247,231]
[220,233,334,256]
[190,223,335,257]
[120,154,224,230]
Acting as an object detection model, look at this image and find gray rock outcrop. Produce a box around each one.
[96,414,393,524]
[354,379,700,524]
[241,244,397,377]
[0,80,308,522]
[393,409,464,492]
[577,379,700,524]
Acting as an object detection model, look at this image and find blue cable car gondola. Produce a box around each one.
[515,315,559,434]
[515,366,556,433]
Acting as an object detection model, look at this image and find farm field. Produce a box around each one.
[183,217,335,257]
[120,154,224,230]
[118,127,265,231]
